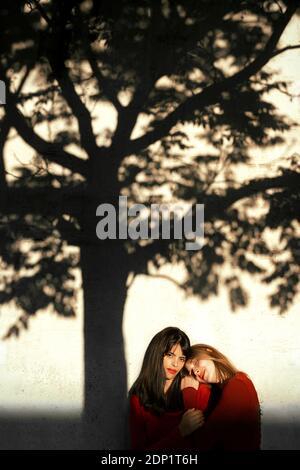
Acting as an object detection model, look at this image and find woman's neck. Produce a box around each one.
[164,379,173,394]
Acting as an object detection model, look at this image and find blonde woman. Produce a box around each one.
[183,344,261,450]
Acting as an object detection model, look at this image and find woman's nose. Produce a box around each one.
[171,356,178,366]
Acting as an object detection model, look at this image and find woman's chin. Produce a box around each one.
[196,376,207,384]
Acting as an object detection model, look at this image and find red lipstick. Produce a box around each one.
[167,368,177,374]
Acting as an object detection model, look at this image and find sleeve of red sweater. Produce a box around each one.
[129,395,187,450]
[182,384,211,412]
[192,375,260,450]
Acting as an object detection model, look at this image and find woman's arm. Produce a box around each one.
[181,376,211,412]
[129,395,204,450]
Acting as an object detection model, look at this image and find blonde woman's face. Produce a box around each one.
[186,355,218,383]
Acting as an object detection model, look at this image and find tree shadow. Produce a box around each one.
[1,0,300,449]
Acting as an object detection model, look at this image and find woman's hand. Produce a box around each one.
[178,409,204,437]
[181,375,199,390]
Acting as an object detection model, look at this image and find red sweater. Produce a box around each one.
[189,372,261,450]
[129,384,211,450]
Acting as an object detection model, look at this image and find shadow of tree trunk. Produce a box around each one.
[81,243,129,449]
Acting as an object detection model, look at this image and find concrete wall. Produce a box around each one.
[124,272,300,450]
[0,268,300,449]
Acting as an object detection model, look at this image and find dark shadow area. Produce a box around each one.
[0,414,299,450]
[262,419,300,450]
[0,413,83,450]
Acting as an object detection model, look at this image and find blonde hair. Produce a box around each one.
[189,344,238,384]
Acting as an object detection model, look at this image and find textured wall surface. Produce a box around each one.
[124,273,300,450]
[0,268,300,449]
[1,11,300,451]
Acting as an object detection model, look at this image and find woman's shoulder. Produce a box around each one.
[130,394,149,418]
[226,371,257,394]
[130,392,142,400]
[130,394,142,407]
[234,371,253,384]
[225,372,260,409]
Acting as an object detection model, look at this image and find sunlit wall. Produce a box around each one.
[0,10,300,451]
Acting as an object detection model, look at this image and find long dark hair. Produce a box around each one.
[129,327,190,415]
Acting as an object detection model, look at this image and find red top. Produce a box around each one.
[189,372,261,450]
[129,384,211,450]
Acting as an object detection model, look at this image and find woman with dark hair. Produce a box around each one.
[183,344,261,450]
[129,327,210,450]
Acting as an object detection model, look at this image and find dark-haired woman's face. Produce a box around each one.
[163,343,186,382]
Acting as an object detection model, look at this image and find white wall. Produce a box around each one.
[1,271,300,448]
[124,272,300,450]
[1,9,299,450]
